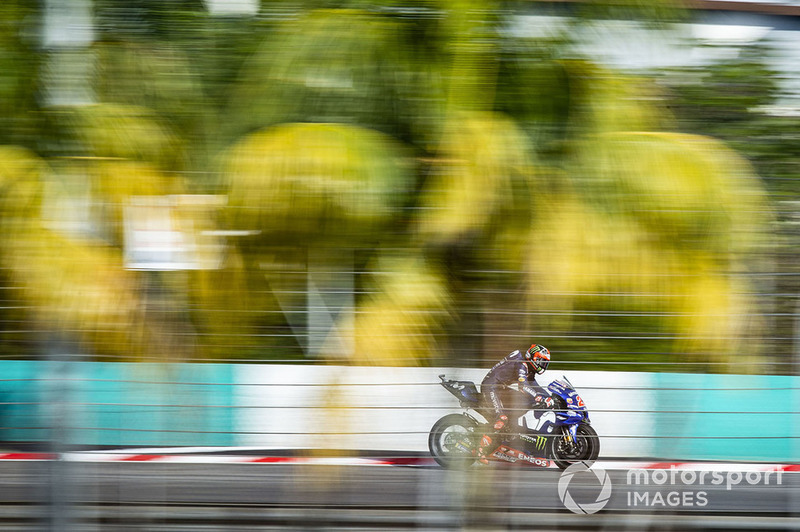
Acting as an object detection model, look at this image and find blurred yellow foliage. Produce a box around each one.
[0,148,145,358]
[224,122,410,240]
[417,111,534,244]
[347,256,452,366]
[0,5,776,371]
[531,131,769,369]
[563,60,673,133]
[588,131,767,255]
[0,146,45,220]
[67,104,184,170]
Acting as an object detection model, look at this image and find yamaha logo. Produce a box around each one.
[557,461,612,514]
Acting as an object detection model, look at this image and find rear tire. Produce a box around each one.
[428,414,479,469]
[551,424,600,470]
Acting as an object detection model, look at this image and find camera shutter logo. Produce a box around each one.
[557,461,612,514]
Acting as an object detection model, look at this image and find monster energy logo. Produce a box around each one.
[522,435,547,450]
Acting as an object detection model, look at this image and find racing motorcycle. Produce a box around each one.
[429,374,599,469]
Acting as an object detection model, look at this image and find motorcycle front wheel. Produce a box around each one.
[428,414,479,469]
[550,423,600,470]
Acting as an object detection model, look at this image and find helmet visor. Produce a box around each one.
[534,357,549,374]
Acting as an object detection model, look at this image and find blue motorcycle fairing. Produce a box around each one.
[555,409,585,424]
[547,378,590,424]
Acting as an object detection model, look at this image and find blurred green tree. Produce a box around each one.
[0,2,40,148]
[0,0,786,373]
[660,41,800,369]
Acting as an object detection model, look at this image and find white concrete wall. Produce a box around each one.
[235,365,654,458]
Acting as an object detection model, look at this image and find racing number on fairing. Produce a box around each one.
[567,391,585,408]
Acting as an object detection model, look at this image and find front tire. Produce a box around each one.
[428,414,479,469]
[551,423,600,470]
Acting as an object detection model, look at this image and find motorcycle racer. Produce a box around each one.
[477,344,554,464]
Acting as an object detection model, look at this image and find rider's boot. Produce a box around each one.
[477,434,496,465]
[478,414,509,464]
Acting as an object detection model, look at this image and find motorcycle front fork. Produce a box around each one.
[562,424,579,451]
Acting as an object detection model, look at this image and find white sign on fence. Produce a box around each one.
[123,195,227,271]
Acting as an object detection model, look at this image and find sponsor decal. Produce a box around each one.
[491,446,549,467]
[520,434,547,450]
[492,447,516,463]
[517,452,550,467]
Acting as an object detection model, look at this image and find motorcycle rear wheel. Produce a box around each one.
[428,414,479,469]
[550,423,600,470]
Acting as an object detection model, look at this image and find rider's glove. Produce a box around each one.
[533,395,554,409]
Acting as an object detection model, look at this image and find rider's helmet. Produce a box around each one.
[525,344,550,375]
